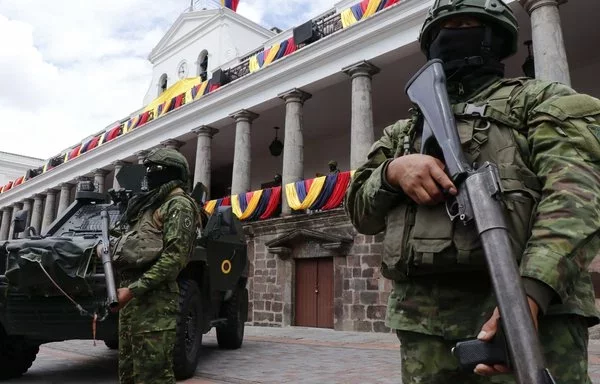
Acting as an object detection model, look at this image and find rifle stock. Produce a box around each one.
[100,210,119,309]
[405,59,555,384]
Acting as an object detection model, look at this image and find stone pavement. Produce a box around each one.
[8,326,600,383]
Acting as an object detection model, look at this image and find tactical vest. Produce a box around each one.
[113,190,198,272]
[381,79,543,281]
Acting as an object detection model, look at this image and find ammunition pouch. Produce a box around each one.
[112,213,163,271]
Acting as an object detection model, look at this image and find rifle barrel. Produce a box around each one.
[100,210,119,309]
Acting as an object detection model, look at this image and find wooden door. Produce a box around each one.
[295,258,333,328]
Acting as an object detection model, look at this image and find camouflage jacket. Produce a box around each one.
[125,188,198,297]
[345,77,600,338]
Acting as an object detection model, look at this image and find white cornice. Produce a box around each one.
[0,0,430,208]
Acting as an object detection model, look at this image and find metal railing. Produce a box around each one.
[313,10,343,39]
[222,10,344,84]
[240,46,267,63]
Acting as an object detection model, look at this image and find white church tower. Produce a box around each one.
[143,1,275,105]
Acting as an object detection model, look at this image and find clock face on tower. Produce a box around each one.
[178,62,188,79]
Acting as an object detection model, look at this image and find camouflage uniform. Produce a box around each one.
[345,1,600,382]
[116,148,198,384]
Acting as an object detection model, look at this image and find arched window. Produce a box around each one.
[197,50,209,81]
[158,73,168,95]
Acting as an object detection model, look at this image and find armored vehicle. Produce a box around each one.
[0,170,249,381]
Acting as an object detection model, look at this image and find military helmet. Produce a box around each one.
[143,147,190,183]
[419,0,519,59]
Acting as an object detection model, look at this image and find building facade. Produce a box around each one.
[1,0,598,332]
[0,152,44,188]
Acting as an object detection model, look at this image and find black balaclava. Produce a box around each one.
[427,25,507,98]
[145,164,182,191]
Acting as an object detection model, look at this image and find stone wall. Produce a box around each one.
[244,209,393,333]
[342,232,391,333]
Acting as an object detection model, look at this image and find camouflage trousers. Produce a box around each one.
[397,315,591,384]
[118,289,178,384]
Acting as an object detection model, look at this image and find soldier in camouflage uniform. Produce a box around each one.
[112,148,198,384]
[345,0,600,382]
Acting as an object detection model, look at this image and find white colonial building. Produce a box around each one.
[0,152,44,190]
[0,0,598,332]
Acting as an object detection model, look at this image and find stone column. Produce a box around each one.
[21,199,33,237]
[41,189,58,234]
[57,183,74,214]
[112,160,129,190]
[135,150,149,165]
[279,88,312,216]
[161,139,184,151]
[7,203,23,240]
[0,208,11,241]
[230,110,259,195]
[192,126,219,197]
[343,61,380,169]
[30,194,44,235]
[93,169,109,193]
[520,0,570,85]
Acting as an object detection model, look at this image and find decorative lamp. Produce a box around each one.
[269,126,284,157]
[522,40,535,78]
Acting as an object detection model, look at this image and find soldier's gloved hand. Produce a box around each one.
[386,154,457,205]
[112,288,133,312]
[474,297,540,376]
[96,243,103,259]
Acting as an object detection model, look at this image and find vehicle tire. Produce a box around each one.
[216,286,248,349]
[104,339,119,350]
[0,336,39,380]
[173,279,203,381]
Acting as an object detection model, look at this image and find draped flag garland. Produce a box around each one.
[13,176,24,187]
[1,181,13,193]
[221,0,240,12]
[202,172,354,222]
[204,187,281,221]
[249,37,297,73]
[286,171,354,211]
[285,176,326,211]
[232,190,263,220]
[204,196,232,216]
[341,0,400,28]
[54,78,220,171]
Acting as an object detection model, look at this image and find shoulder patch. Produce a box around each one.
[160,194,198,233]
[183,214,193,230]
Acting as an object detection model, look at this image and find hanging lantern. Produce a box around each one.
[522,40,535,78]
[269,126,283,157]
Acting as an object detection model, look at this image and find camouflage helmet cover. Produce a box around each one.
[143,147,190,183]
[419,0,519,59]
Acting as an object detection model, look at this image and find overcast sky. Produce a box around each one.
[0,0,335,159]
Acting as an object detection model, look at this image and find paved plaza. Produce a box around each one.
[7,326,600,383]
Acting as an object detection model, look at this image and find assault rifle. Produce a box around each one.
[404,59,556,384]
[100,209,119,309]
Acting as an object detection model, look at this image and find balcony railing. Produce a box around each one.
[313,11,343,40]
[204,170,355,222]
